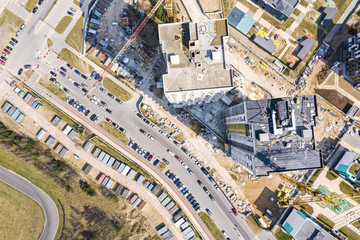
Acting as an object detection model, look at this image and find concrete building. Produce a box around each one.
[254,0,299,21]
[281,208,333,240]
[224,95,322,176]
[158,19,233,108]
[345,33,360,86]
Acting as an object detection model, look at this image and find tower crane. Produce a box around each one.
[86,0,165,97]
[274,173,360,207]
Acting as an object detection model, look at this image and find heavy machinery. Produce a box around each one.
[274,173,360,207]
[86,0,165,97]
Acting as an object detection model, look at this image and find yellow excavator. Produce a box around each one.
[274,173,360,208]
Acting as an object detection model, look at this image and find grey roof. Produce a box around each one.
[261,0,298,17]
[321,7,338,28]
[252,35,276,54]
[336,151,359,168]
[346,105,359,119]
[297,37,316,60]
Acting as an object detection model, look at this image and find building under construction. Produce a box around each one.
[224,95,322,176]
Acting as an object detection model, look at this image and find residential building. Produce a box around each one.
[281,208,333,240]
[224,95,322,176]
[158,19,233,108]
[320,7,338,29]
[335,151,360,183]
[345,33,360,86]
[252,35,277,54]
[254,0,299,21]
[296,37,316,60]
[227,7,255,35]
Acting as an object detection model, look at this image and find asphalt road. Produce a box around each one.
[5,1,256,239]
[0,166,59,240]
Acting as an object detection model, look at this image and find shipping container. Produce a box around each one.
[181,225,191,234]
[137,200,146,210]
[23,92,34,103]
[90,18,101,25]
[151,185,161,195]
[158,192,167,202]
[62,124,72,135]
[92,147,101,157]
[121,188,130,199]
[11,109,21,120]
[53,142,64,153]
[114,183,124,196]
[132,198,142,207]
[105,178,114,189]
[45,136,56,147]
[180,221,189,231]
[102,154,110,163]
[2,101,12,113]
[83,141,93,152]
[59,147,68,158]
[84,164,92,175]
[14,87,21,93]
[147,183,154,191]
[106,157,115,167]
[117,163,126,173]
[161,197,171,207]
[101,176,110,186]
[165,201,175,211]
[15,114,25,124]
[97,151,106,161]
[18,91,26,98]
[135,174,145,185]
[169,205,179,215]
[121,165,131,175]
[175,218,185,228]
[36,128,47,140]
[129,194,138,204]
[127,169,136,180]
[31,101,38,109]
[97,174,105,184]
[68,129,78,139]
[112,160,121,170]
[156,225,168,236]
[51,115,62,126]
[184,229,195,239]
[161,231,172,239]
[88,28,97,35]
[35,104,43,111]
[28,96,35,105]
[7,106,17,116]
[173,210,184,222]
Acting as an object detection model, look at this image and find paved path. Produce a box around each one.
[0,166,59,240]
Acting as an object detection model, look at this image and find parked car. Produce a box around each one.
[99,87,106,93]
[49,77,56,82]
[6,46,13,51]
[18,68,23,75]
[20,24,25,30]
[9,41,15,47]
[50,71,57,77]
[115,98,123,104]
[94,73,100,80]
[100,100,107,106]
[90,71,96,78]
[119,127,126,133]
[232,208,238,216]
[84,109,91,116]
[197,180,204,187]
[203,187,209,194]
[106,118,112,123]
[38,0,44,5]
[2,52,7,57]
[206,209,212,216]
[24,64,31,69]
[107,92,114,99]
[66,63,73,69]
[208,194,215,201]
[90,114,99,122]
[16,31,20,37]
[81,74,87,80]
[63,88,70,93]
[81,83,88,89]
[11,38,18,44]
[59,71,66,77]
[32,6,38,13]
[162,158,169,165]
[139,129,146,135]
[153,159,160,166]
[67,11,74,16]
[69,7,76,12]
[74,69,81,75]
[60,66,67,72]
[74,82,81,88]
[1,56,7,61]
[3,49,10,54]
[105,108,112,114]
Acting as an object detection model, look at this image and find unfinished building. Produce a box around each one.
[224,95,322,176]
[158,19,233,108]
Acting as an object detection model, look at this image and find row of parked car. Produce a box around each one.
[66,97,91,116]
[4,24,24,66]
[165,170,201,213]
[105,118,126,133]
[128,140,154,162]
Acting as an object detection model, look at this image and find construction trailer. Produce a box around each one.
[165,201,175,211]
[133,198,142,207]
[117,163,126,173]
[161,197,171,207]
[156,225,168,236]
[114,183,125,196]
[127,169,136,180]
[121,188,130,199]
[101,176,110,186]
[2,101,12,112]
[36,128,47,140]
[45,136,56,147]
[112,160,121,170]
[158,192,168,202]
[105,178,114,189]
[129,194,138,204]
[62,124,72,135]
[15,113,25,124]
[68,129,78,139]
[53,142,64,153]
[180,221,189,231]
[151,185,161,195]
[92,147,101,157]
[175,218,185,228]
[51,115,62,126]
[58,147,69,158]
[102,154,110,163]
[137,200,146,210]
[82,163,93,175]
[106,157,116,167]
[97,173,105,184]
[121,165,131,175]
[135,174,145,185]
[97,151,106,161]
[83,141,93,152]
[169,205,179,215]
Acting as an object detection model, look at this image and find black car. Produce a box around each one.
[63,88,70,93]
[81,74,88,80]
[1,56,6,61]
[94,73,100,80]
[38,0,44,5]
[66,63,73,69]
[59,71,66,77]
[136,113,143,119]
[60,66,67,72]
[82,88,88,94]
[67,11,74,16]
[68,99,75,105]
[32,6,38,13]
[9,41,15,47]
[90,114,98,122]
[105,108,112,114]
[119,127,126,133]
[100,100,107,106]
[107,92,114,99]
[18,68,23,75]
[11,38,18,44]
[84,109,90,116]
[74,82,81,88]
[50,71,57,77]
[6,46,13,51]
[181,147,188,154]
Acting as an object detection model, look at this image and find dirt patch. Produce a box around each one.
[199,0,221,12]
[0,9,24,49]
[315,88,354,112]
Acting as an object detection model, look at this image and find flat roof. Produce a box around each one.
[228,7,256,35]
[253,35,276,54]
[297,37,316,60]
[159,19,233,92]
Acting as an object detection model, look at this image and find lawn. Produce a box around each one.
[99,121,129,145]
[23,70,35,81]
[245,214,262,235]
[0,8,24,36]
[308,168,323,185]
[325,170,338,180]
[300,0,309,7]
[352,220,360,228]
[198,212,225,240]
[274,226,292,240]
[317,214,335,229]
[349,163,360,176]
[47,38,53,48]
[103,77,132,102]
[291,11,324,41]
[39,78,67,101]
[299,203,314,215]
[156,161,167,171]
[293,8,301,17]
[73,0,81,6]
[58,48,94,75]
[339,181,360,204]
[54,16,73,34]
[339,226,360,240]
[0,181,44,240]
[65,15,84,52]
[261,13,295,31]
[24,0,38,12]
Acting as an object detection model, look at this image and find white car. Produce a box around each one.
[16,31,21,37]
[147,134,154,140]
[20,24,25,30]
[167,149,175,156]
[36,50,42,55]
[91,95,99,101]
[55,82,62,88]
[68,77,74,83]
[90,99,97,104]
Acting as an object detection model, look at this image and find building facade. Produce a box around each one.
[345,33,360,86]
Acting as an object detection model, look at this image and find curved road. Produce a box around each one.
[0,166,59,240]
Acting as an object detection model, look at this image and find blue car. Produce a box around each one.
[50,71,57,77]
[153,159,160,166]
[115,98,123,104]
[78,105,84,112]
[59,71,66,77]
[60,66,67,72]
[208,176,215,183]
[74,69,81,75]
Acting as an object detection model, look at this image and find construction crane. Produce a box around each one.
[274,173,360,207]
[86,0,165,97]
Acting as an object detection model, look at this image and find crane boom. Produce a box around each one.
[87,0,165,97]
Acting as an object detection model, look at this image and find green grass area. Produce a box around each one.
[0,8,24,33]
[352,220,360,228]
[339,181,360,204]
[39,79,67,101]
[300,0,309,7]
[58,48,93,75]
[326,170,339,180]
[103,77,132,102]
[24,0,38,12]
[209,168,216,175]
[23,70,35,81]
[339,226,360,240]
[317,214,335,229]
[54,16,72,34]
[349,163,360,176]
[308,168,323,185]
[198,212,225,240]
[65,15,84,52]
[73,0,81,6]
[47,38,53,48]
[99,121,129,145]
[261,13,295,31]
[245,214,262,235]
[274,226,292,240]
[156,161,167,171]
[299,203,314,215]
[274,41,287,58]
[0,181,44,240]
[291,10,324,41]
[293,8,301,17]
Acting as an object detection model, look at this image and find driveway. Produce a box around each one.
[0,166,59,240]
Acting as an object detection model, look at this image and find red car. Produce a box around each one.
[175,155,181,161]
[0,60,4,65]
[139,129,146,135]
[232,208,238,216]
[3,49,10,54]
[106,118,112,123]
[148,155,153,161]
